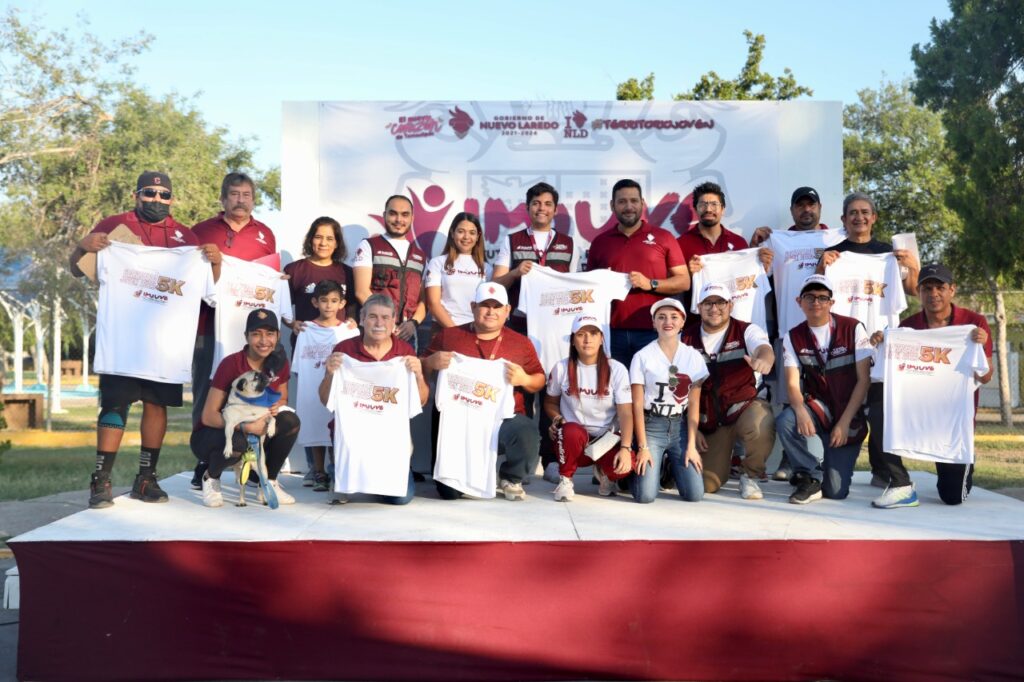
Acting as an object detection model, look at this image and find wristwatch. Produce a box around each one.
[650,279,659,292]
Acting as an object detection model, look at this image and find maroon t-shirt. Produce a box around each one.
[90,211,197,247]
[676,225,749,262]
[195,349,291,431]
[333,336,416,362]
[586,220,686,329]
[901,304,993,412]
[283,258,354,322]
[425,324,543,415]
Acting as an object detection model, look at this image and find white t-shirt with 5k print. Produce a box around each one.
[434,354,515,498]
[95,242,215,384]
[330,355,422,497]
[210,255,292,377]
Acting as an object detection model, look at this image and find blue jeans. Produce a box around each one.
[496,414,541,484]
[633,414,704,503]
[305,446,334,476]
[610,329,658,369]
[775,406,860,500]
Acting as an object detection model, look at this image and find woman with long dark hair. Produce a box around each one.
[284,216,355,335]
[424,212,489,328]
[544,314,634,501]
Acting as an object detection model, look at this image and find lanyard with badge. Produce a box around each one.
[527,228,552,266]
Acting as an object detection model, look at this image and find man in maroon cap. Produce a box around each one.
[70,171,211,509]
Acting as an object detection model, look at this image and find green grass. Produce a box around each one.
[0,444,197,501]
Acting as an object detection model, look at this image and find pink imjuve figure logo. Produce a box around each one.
[449,107,474,139]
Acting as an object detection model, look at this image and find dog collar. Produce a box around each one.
[236,387,282,408]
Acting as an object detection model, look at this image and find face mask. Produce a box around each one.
[137,201,170,223]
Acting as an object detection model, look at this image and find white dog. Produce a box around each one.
[221,370,277,506]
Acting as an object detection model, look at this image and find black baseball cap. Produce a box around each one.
[245,308,279,333]
[791,186,820,205]
[136,171,172,192]
[918,263,954,285]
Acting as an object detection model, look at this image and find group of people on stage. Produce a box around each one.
[71,171,993,512]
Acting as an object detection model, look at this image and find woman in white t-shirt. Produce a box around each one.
[629,299,709,503]
[424,212,490,328]
[545,314,634,502]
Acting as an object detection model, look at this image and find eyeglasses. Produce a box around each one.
[139,188,172,200]
[700,299,729,310]
[668,365,679,388]
[224,227,235,248]
[801,294,832,304]
[696,201,722,210]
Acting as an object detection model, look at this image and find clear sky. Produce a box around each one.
[12,0,951,172]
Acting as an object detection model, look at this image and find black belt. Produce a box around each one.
[644,407,683,420]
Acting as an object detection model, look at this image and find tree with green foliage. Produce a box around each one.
[1,10,275,417]
[843,80,961,262]
[912,0,1024,426]
[617,31,813,101]
[0,9,146,173]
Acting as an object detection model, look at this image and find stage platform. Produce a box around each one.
[10,470,1024,681]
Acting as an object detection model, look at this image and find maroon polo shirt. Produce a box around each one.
[192,212,277,259]
[333,335,416,362]
[283,259,354,323]
[586,220,686,329]
[676,225,749,262]
[425,324,543,415]
[901,304,993,411]
[789,223,830,231]
[193,212,278,335]
[90,211,197,247]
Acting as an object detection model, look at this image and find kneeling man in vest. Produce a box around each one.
[776,275,872,504]
[682,283,776,500]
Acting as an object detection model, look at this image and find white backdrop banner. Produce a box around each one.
[280,101,842,263]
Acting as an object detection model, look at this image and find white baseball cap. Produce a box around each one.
[649,298,687,318]
[570,314,602,334]
[474,282,509,305]
[698,283,732,304]
[800,274,834,296]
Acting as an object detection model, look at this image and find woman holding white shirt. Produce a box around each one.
[545,314,634,502]
[424,212,490,328]
[629,298,708,503]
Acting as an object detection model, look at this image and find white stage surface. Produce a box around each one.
[13,470,1024,543]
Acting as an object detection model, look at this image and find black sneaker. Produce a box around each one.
[191,461,208,490]
[313,473,330,492]
[789,477,823,505]
[89,472,114,509]
[790,470,811,487]
[131,473,169,503]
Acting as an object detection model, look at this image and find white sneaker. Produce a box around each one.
[543,462,561,484]
[553,476,575,502]
[201,475,223,508]
[498,479,526,501]
[270,479,295,505]
[594,468,617,497]
[872,484,919,509]
[302,470,315,487]
[739,474,763,500]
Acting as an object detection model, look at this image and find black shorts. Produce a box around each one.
[99,374,183,408]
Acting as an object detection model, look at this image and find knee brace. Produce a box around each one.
[98,404,129,430]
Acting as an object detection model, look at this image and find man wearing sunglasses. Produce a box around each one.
[681,283,776,501]
[776,275,873,504]
[190,172,278,444]
[70,171,205,508]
